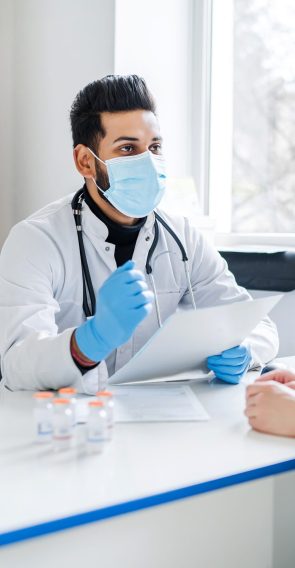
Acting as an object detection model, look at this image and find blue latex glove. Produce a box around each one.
[75,260,154,361]
[207,345,251,384]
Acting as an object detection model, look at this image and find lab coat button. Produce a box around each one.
[145,236,150,241]
[105,246,110,251]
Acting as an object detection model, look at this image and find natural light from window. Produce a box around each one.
[232,0,295,233]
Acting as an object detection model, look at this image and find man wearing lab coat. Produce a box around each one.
[0,75,278,393]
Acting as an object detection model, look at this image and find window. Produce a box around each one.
[210,0,295,234]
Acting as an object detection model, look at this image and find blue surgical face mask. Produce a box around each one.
[87,148,166,217]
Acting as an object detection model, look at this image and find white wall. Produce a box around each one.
[0,0,14,243]
[0,0,115,244]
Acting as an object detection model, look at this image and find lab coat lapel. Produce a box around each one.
[132,212,155,273]
[81,202,117,273]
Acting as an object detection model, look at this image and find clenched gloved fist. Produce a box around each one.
[207,345,251,384]
[75,260,154,362]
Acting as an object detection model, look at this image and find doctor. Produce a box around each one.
[0,75,278,393]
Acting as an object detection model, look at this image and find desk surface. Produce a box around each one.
[1,357,295,546]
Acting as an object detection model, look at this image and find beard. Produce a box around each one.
[93,157,118,210]
[95,160,110,192]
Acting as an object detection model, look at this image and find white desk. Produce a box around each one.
[1,358,295,568]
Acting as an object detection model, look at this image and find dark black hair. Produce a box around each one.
[70,74,156,150]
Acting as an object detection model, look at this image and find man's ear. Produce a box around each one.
[73,145,96,179]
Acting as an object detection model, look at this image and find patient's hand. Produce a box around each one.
[256,369,295,390]
[245,380,295,437]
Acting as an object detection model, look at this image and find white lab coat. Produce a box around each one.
[0,193,278,393]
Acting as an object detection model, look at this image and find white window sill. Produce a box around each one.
[215,233,295,252]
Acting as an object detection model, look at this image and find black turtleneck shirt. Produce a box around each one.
[84,186,147,266]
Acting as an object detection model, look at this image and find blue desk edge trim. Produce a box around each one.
[1,458,295,547]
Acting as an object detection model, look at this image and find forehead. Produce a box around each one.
[100,110,160,139]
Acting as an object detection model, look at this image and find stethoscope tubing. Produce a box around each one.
[71,188,196,322]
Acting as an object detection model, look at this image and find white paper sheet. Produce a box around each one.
[127,369,214,385]
[76,384,209,423]
[109,295,282,385]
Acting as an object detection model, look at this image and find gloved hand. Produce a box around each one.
[207,345,251,384]
[75,260,154,361]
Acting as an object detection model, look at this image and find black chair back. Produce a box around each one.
[219,251,295,292]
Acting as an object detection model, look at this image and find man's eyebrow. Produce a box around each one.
[113,136,139,143]
[112,135,163,144]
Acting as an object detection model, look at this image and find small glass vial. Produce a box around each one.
[33,392,54,444]
[87,401,107,454]
[97,370,108,392]
[58,387,77,426]
[96,391,114,441]
[52,398,73,451]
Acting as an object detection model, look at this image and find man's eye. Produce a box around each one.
[120,145,134,153]
[150,144,162,153]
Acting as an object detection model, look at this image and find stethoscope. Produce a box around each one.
[71,188,197,327]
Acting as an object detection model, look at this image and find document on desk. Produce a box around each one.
[76,384,209,423]
[109,295,282,385]
[113,384,209,422]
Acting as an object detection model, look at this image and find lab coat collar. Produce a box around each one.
[143,211,155,233]
[82,200,155,243]
[80,202,155,275]
[82,201,109,242]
